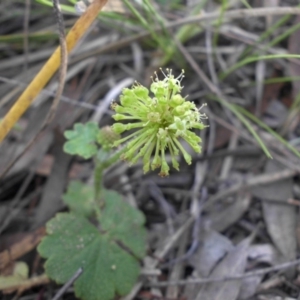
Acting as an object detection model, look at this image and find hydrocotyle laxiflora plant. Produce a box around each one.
[111,69,208,176]
[37,69,207,300]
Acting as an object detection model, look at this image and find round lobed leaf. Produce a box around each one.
[38,189,147,300]
[63,122,100,159]
[62,181,94,217]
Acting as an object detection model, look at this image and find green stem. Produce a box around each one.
[93,145,128,206]
[94,163,104,204]
[102,145,128,169]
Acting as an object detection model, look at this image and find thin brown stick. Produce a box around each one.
[147,258,300,287]
[204,168,297,210]
[23,0,31,71]
[173,7,300,28]
[51,268,83,300]
[76,6,300,63]
[2,274,50,294]
[48,0,68,123]
[122,217,194,300]
[0,76,99,111]
[0,0,68,178]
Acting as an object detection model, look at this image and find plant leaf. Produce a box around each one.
[98,189,146,258]
[62,181,94,217]
[63,122,99,159]
[38,190,147,300]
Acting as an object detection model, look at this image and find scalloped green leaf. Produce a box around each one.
[63,122,100,159]
[38,190,147,300]
[62,181,94,217]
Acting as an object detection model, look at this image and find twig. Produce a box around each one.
[0,0,68,178]
[165,218,190,298]
[220,132,238,180]
[173,7,300,28]
[0,187,42,234]
[163,187,208,271]
[23,0,31,71]
[147,258,300,287]
[2,274,49,294]
[0,76,99,111]
[205,27,219,86]
[204,168,297,210]
[90,77,134,123]
[122,216,194,300]
[78,7,300,63]
[51,268,83,300]
[148,181,176,235]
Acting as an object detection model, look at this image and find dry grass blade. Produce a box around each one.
[0,0,68,178]
[0,0,108,143]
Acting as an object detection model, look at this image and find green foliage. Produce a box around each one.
[62,181,94,217]
[41,119,148,300]
[41,68,207,300]
[38,189,147,300]
[64,122,100,159]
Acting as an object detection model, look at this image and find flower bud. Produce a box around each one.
[170,94,184,107]
[122,88,137,99]
[173,105,185,116]
[134,86,149,99]
[111,123,127,134]
[112,113,127,121]
[147,112,161,123]
[97,126,120,150]
[120,94,133,106]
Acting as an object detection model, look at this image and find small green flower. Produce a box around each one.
[111,69,207,176]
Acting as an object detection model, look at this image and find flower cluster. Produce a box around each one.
[111,69,207,176]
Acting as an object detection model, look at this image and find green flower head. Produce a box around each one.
[111,69,207,176]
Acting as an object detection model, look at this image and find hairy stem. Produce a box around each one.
[93,146,128,209]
